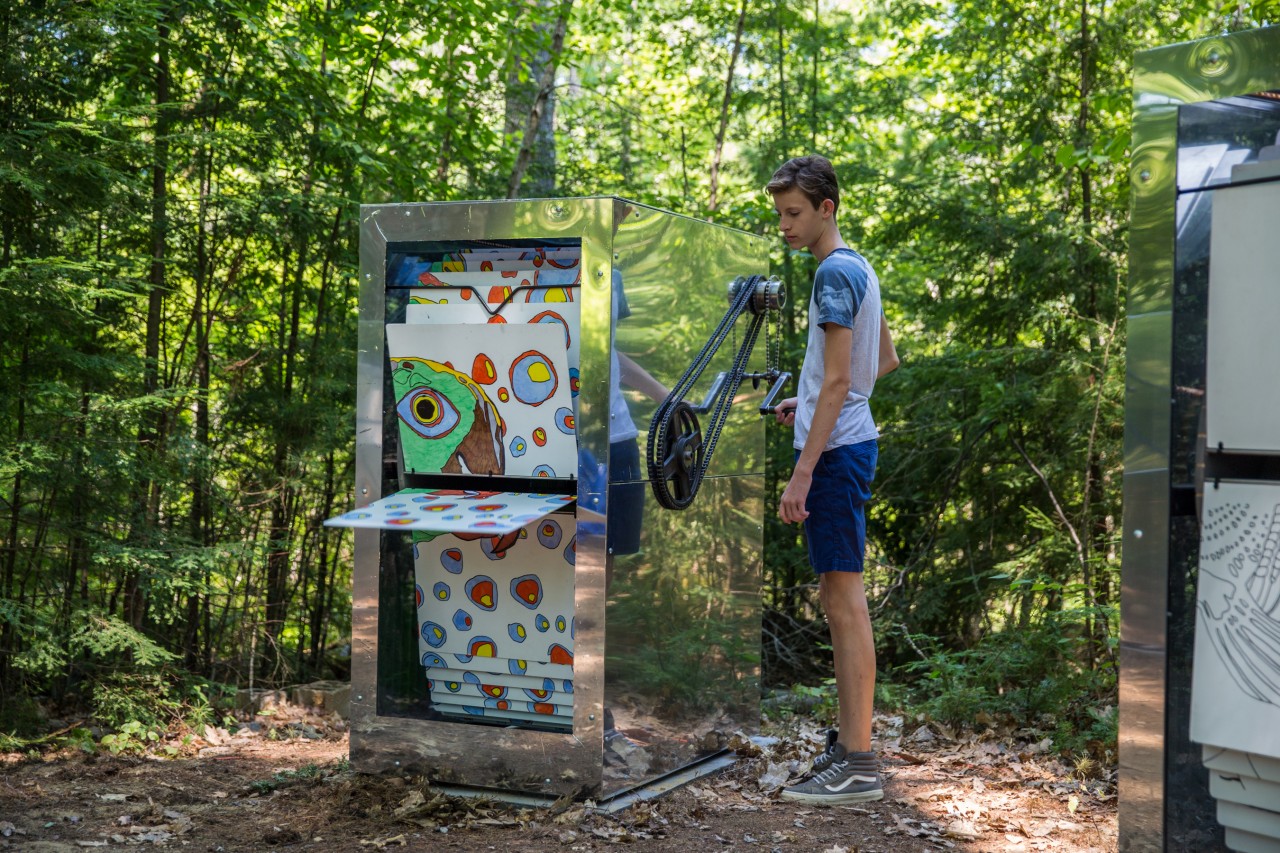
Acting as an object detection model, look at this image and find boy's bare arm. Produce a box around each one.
[877,313,899,379]
[779,324,852,524]
[617,351,668,401]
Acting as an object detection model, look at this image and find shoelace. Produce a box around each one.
[812,748,838,772]
[809,759,854,785]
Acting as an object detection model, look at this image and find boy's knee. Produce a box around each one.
[820,573,870,618]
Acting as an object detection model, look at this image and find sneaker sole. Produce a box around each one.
[779,788,884,805]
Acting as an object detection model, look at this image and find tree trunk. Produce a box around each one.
[506,0,573,199]
[125,5,175,631]
[776,0,788,158]
[709,0,748,212]
[263,239,307,678]
[185,125,215,671]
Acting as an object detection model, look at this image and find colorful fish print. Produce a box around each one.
[393,357,505,475]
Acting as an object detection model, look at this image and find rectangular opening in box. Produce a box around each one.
[373,239,583,733]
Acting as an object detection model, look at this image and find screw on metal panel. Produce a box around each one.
[597,270,604,278]
[1134,529,1144,539]
[589,714,595,721]
[361,487,369,495]
[365,273,372,281]
[1139,170,1151,183]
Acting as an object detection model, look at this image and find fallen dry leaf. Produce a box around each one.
[358,834,407,848]
[393,790,425,817]
[945,819,980,840]
[756,761,790,791]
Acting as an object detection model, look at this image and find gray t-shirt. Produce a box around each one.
[794,248,882,450]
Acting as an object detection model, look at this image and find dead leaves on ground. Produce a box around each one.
[1,709,1116,852]
[374,712,1119,852]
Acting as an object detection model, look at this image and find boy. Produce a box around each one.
[768,155,898,805]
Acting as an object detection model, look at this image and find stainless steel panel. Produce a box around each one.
[1120,466,1170,853]
[602,474,763,796]
[352,209,390,736]
[1135,34,1280,114]
[612,203,773,480]
[1119,645,1165,853]
[1121,468,1170,652]
[1123,311,1172,474]
[1122,80,1173,839]
[1127,103,1177,318]
[352,198,615,794]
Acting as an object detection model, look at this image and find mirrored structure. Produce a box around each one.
[1123,27,1280,853]
[328,198,779,800]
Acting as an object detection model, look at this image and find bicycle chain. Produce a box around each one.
[647,275,768,510]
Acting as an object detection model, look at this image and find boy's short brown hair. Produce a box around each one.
[766,155,839,213]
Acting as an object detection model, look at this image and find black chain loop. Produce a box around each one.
[646,275,774,510]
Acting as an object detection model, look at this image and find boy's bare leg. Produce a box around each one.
[819,570,875,752]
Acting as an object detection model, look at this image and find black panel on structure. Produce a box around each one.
[375,285,435,718]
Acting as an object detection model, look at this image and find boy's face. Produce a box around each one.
[771,187,833,252]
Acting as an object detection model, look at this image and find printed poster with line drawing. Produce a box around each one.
[1191,479,1280,757]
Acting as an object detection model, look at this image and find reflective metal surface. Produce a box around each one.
[347,198,767,798]
[603,475,763,795]
[612,203,774,480]
[1123,312,1173,475]
[1123,28,1280,852]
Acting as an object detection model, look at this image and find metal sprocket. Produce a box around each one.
[649,401,704,510]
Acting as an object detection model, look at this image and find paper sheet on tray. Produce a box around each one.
[323,489,573,534]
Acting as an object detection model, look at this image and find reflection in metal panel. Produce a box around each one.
[603,474,763,796]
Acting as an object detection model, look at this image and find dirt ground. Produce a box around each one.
[0,704,1117,853]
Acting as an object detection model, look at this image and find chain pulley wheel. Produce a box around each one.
[647,274,785,510]
[652,401,704,510]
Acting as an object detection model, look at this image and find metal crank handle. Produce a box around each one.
[758,371,793,415]
[692,372,727,414]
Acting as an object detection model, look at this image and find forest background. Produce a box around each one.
[3,0,1277,758]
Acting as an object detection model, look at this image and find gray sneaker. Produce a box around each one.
[780,750,883,805]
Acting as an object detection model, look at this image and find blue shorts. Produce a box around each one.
[607,438,645,556]
[798,439,877,574]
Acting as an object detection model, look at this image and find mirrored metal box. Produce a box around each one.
[327,197,779,800]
